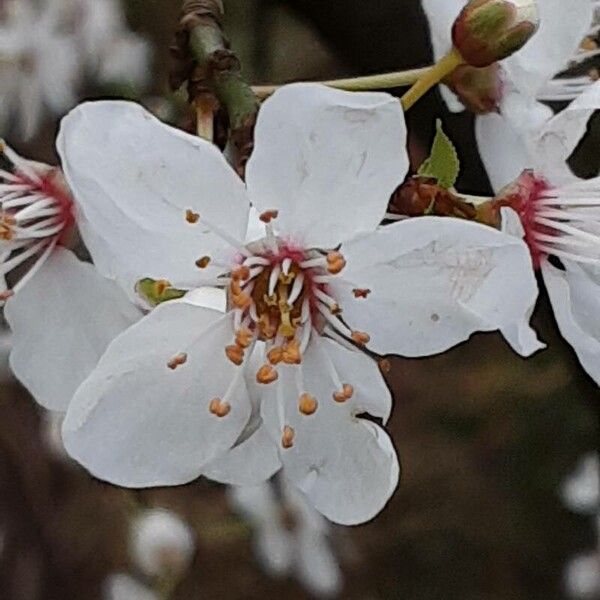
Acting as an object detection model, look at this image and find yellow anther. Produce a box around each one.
[195,256,211,269]
[259,314,277,339]
[299,393,318,415]
[209,398,231,418]
[282,339,302,365]
[167,353,188,370]
[277,309,296,338]
[333,383,354,403]
[326,251,346,275]
[267,346,283,365]
[279,270,295,285]
[352,288,371,299]
[256,364,278,384]
[281,425,295,449]
[185,209,200,224]
[264,293,278,307]
[235,327,253,349]
[259,209,279,223]
[351,330,370,346]
[225,344,245,366]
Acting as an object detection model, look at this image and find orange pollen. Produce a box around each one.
[351,331,370,346]
[352,288,371,299]
[281,425,295,449]
[195,256,211,269]
[333,383,354,403]
[235,327,253,349]
[326,251,346,275]
[282,339,302,365]
[154,279,171,296]
[256,364,278,384]
[232,291,251,309]
[185,209,200,224]
[259,209,279,223]
[299,393,318,415]
[209,398,231,418]
[167,353,188,370]
[267,346,283,365]
[225,344,244,366]
[232,265,251,281]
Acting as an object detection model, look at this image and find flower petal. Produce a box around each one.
[5,248,142,411]
[535,81,600,183]
[543,260,600,385]
[476,90,552,192]
[57,101,250,295]
[333,217,539,357]
[504,0,593,97]
[203,424,281,486]
[62,306,252,487]
[246,83,408,248]
[260,336,399,525]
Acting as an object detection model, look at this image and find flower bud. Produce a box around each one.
[443,63,503,114]
[452,0,539,68]
[130,509,195,579]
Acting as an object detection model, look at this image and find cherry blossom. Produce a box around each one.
[53,83,538,524]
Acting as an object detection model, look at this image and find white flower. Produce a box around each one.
[422,0,597,112]
[0,142,75,300]
[482,82,600,383]
[561,453,600,515]
[0,0,81,139]
[229,480,342,598]
[564,552,600,599]
[130,508,195,579]
[104,573,159,600]
[55,83,538,524]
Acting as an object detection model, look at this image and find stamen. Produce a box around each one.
[256,364,278,384]
[333,383,354,403]
[298,393,318,415]
[235,327,254,349]
[281,425,295,449]
[259,209,279,223]
[185,209,200,224]
[195,256,211,269]
[351,331,371,346]
[225,344,245,365]
[326,251,346,275]
[268,263,281,296]
[209,398,231,418]
[282,257,292,276]
[282,339,302,365]
[267,345,283,365]
[287,272,305,306]
[167,353,188,370]
[352,288,371,299]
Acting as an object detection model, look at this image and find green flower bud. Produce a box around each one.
[452,0,539,68]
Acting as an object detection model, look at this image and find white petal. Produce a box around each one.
[535,81,600,183]
[543,260,600,385]
[5,248,142,411]
[504,0,593,96]
[203,424,281,486]
[104,574,159,600]
[62,306,252,487]
[246,83,408,248]
[260,336,399,525]
[420,0,463,61]
[57,101,250,295]
[334,217,539,357]
[476,90,552,192]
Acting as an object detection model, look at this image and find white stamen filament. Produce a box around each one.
[287,271,305,305]
[268,263,281,296]
[282,257,292,275]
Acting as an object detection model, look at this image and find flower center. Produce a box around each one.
[495,170,600,269]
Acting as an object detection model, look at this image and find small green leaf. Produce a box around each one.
[417,120,460,189]
[136,278,187,307]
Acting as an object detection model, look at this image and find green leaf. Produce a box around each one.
[136,278,187,307]
[417,120,460,189]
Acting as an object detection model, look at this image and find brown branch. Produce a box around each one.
[170,0,259,177]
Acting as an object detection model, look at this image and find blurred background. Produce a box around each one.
[0,1,598,598]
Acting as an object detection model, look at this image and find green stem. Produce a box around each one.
[252,66,431,99]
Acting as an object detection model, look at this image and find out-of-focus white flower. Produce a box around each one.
[562,453,600,515]
[130,509,195,580]
[422,0,597,111]
[229,480,343,598]
[104,573,159,600]
[0,0,81,139]
[481,82,600,383]
[565,552,600,599]
[53,84,539,524]
[0,328,12,382]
